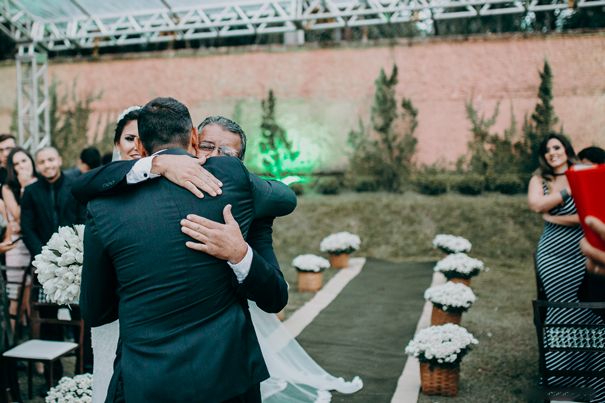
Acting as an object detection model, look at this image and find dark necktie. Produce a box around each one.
[49,183,59,229]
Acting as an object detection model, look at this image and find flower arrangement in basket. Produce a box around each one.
[292,254,330,292]
[424,282,476,325]
[433,253,485,286]
[405,324,478,397]
[32,225,85,305]
[320,231,361,269]
[432,234,471,254]
[46,373,92,403]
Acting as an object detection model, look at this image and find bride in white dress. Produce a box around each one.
[90,107,362,402]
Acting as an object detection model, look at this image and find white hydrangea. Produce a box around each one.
[405,324,478,365]
[434,253,485,279]
[432,234,472,254]
[292,254,330,273]
[424,282,476,312]
[320,232,361,255]
[46,373,93,403]
[32,225,85,305]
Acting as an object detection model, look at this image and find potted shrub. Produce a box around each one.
[320,232,361,269]
[292,254,330,292]
[405,324,478,397]
[424,282,476,325]
[432,234,472,255]
[433,253,485,286]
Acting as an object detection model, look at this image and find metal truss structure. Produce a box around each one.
[1,0,603,149]
[15,45,50,152]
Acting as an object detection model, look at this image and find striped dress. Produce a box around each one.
[536,181,605,402]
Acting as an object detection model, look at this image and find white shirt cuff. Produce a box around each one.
[228,244,253,283]
[126,156,160,184]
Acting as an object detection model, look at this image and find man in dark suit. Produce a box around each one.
[21,147,86,258]
[80,97,292,402]
[72,116,292,314]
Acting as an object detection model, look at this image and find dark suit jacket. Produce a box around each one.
[21,173,86,258]
[72,154,294,313]
[80,149,292,402]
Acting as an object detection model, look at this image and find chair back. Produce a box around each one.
[533,299,605,401]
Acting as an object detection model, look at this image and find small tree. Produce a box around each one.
[348,65,418,192]
[258,90,299,179]
[50,79,101,166]
[516,60,560,176]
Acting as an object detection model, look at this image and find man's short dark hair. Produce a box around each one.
[197,116,247,160]
[578,146,605,164]
[80,146,101,169]
[138,97,193,154]
[0,134,16,144]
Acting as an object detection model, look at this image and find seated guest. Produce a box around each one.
[66,146,102,178]
[1,147,38,332]
[101,152,113,166]
[0,134,16,190]
[578,146,605,165]
[21,147,89,372]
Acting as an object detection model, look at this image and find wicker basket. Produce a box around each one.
[329,253,350,269]
[431,305,462,325]
[419,363,460,396]
[297,271,323,292]
[449,277,471,287]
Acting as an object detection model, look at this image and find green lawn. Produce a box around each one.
[272,191,544,402]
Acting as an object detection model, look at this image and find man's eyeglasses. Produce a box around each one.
[199,142,239,158]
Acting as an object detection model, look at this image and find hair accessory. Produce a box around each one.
[116,105,141,124]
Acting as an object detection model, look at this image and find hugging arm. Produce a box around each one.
[240,218,288,313]
[71,155,221,203]
[80,210,119,327]
[248,173,297,218]
[71,160,137,204]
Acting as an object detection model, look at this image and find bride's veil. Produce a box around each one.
[250,302,363,402]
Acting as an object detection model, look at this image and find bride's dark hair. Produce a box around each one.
[537,132,576,181]
[114,107,141,144]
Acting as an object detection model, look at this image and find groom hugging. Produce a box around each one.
[80,97,291,402]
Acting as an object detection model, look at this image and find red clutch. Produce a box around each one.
[566,163,605,252]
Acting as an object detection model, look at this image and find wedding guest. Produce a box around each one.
[578,146,605,165]
[21,147,85,258]
[21,146,89,373]
[66,146,101,178]
[101,152,113,166]
[2,147,37,332]
[528,133,604,400]
[0,134,16,190]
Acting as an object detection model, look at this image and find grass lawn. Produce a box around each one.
[272,191,544,402]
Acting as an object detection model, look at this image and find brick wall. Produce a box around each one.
[0,32,603,169]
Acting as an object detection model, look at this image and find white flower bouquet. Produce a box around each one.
[32,225,85,305]
[424,283,476,314]
[46,373,93,403]
[432,234,472,254]
[292,254,330,273]
[434,253,485,280]
[405,324,478,367]
[320,232,361,255]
